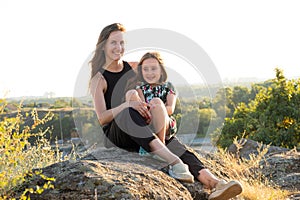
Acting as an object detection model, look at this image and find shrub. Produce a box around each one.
[0,100,61,199]
[217,68,300,149]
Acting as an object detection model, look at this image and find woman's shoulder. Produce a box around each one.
[127,61,138,69]
[91,72,106,83]
[123,61,138,77]
[123,61,138,70]
[89,72,107,96]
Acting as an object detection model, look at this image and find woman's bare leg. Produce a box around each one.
[197,169,243,199]
[197,169,220,189]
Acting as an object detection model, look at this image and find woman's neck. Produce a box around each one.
[103,60,123,72]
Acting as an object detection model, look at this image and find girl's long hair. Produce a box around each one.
[125,52,168,91]
[136,52,168,83]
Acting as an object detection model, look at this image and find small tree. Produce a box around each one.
[216,68,300,149]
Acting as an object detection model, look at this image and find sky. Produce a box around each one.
[1,0,300,98]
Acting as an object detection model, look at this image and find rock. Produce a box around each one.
[260,149,300,191]
[15,139,299,199]
[227,138,290,159]
[228,139,300,191]
[15,147,208,200]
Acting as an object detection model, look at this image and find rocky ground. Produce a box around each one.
[13,139,299,200]
[227,138,300,192]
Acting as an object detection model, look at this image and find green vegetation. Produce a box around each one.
[0,100,61,199]
[1,67,298,199]
[3,68,299,149]
[2,97,97,144]
[216,68,300,149]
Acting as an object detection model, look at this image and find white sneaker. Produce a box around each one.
[208,180,243,200]
[152,154,166,162]
[168,163,194,183]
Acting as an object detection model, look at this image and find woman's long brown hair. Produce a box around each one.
[89,23,126,81]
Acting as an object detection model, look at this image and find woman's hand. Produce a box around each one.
[129,101,151,120]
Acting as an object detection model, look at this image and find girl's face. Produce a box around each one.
[141,58,162,84]
[103,31,125,62]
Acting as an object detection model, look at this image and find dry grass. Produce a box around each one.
[241,182,290,200]
[194,138,293,200]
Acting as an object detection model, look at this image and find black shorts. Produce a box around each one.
[103,108,156,152]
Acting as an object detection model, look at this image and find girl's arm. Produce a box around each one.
[165,93,177,115]
[165,82,177,115]
[136,88,146,103]
[136,88,152,121]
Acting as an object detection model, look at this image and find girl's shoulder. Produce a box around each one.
[139,81,149,86]
[164,81,175,88]
[135,81,147,89]
[163,81,177,94]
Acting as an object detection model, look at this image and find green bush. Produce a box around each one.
[217,68,300,149]
[0,100,61,199]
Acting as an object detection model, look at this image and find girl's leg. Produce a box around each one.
[148,137,180,165]
[110,108,194,182]
[113,107,178,163]
[165,136,218,187]
[149,98,169,144]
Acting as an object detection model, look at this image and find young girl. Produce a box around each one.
[126,52,177,145]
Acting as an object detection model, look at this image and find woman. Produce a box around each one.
[89,23,242,200]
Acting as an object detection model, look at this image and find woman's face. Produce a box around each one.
[141,58,162,84]
[104,31,125,62]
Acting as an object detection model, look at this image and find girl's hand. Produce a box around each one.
[148,101,156,110]
[129,101,151,119]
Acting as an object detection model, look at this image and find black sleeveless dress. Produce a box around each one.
[101,61,135,109]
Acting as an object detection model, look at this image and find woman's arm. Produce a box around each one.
[91,73,126,125]
[91,72,150,126]
[91,72,128,126]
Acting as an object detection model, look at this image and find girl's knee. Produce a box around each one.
[150,97,163,105]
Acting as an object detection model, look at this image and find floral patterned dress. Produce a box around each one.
[136,82,177,136]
